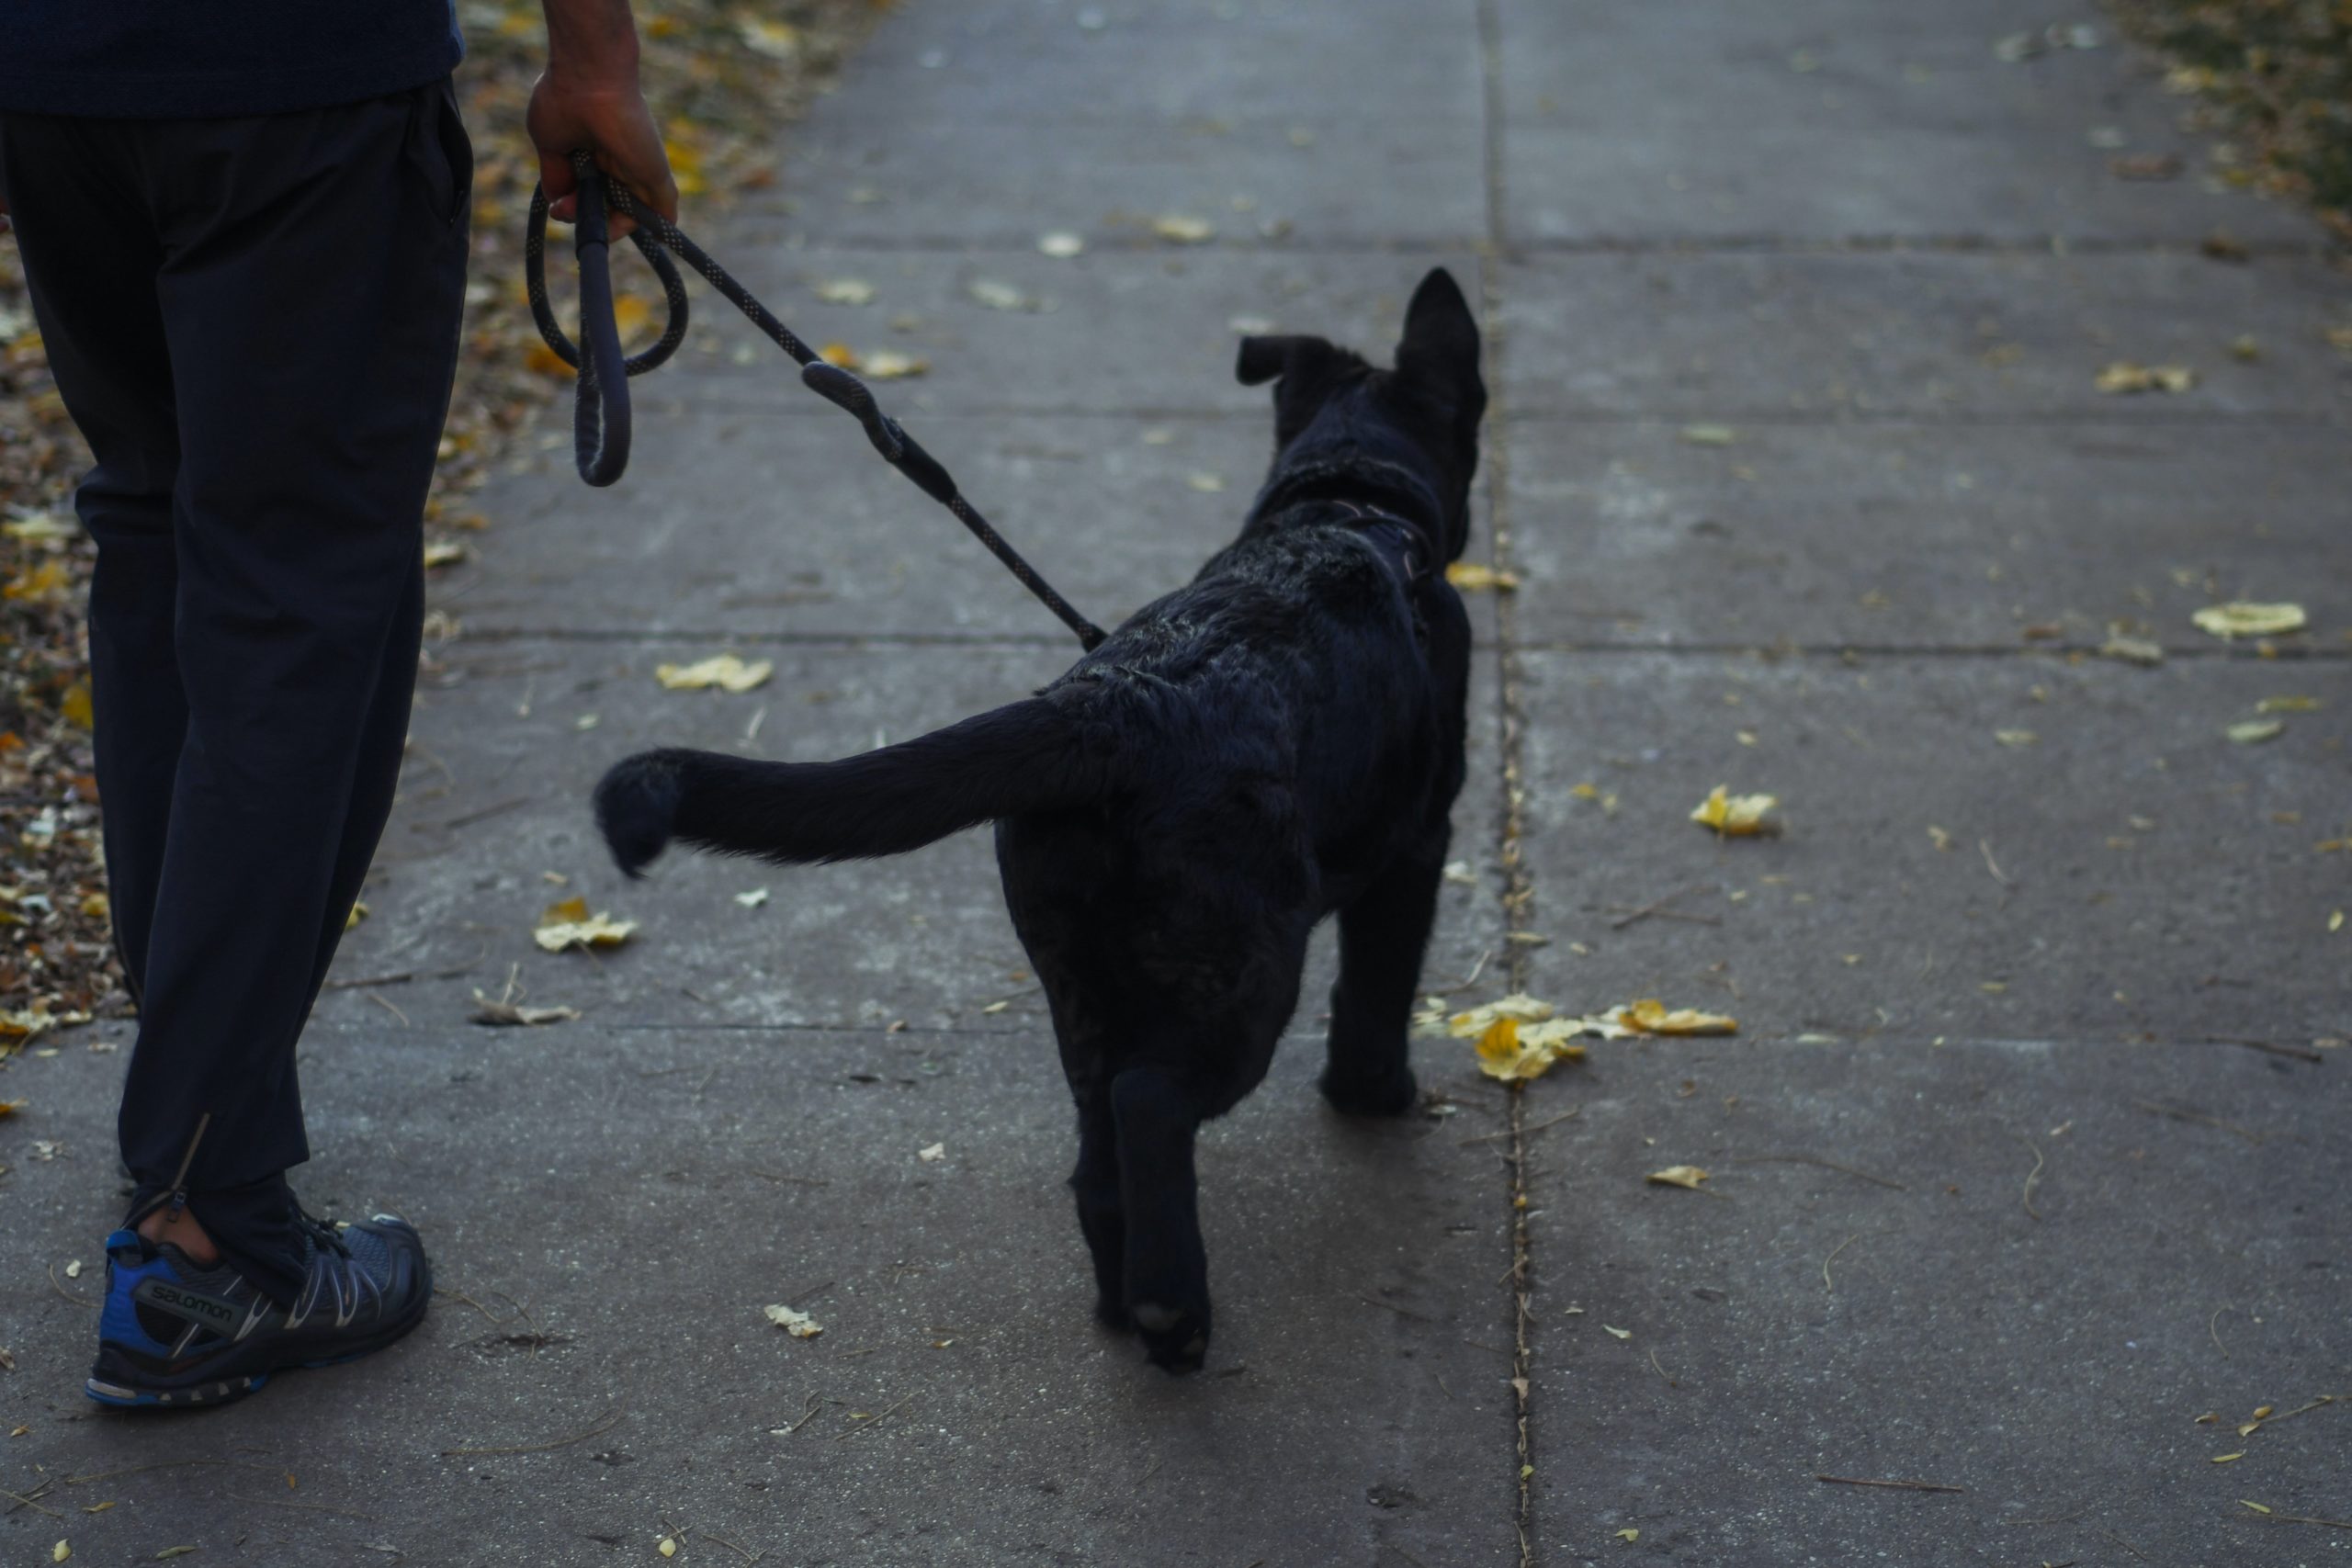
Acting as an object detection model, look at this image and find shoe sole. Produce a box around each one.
[86,1261,433,1411]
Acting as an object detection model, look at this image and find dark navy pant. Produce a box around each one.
[0,82,469,1303]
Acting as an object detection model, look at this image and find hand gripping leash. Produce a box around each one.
[526,152,1106,651]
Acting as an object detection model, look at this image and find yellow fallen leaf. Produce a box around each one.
[2194,602,2306,640]
[1618,999,1737,1036]
[1603,1325,1631,1339]
[655,654,773,693]
[2099,634,2165,666]
[2331,910,2344,933]
[1646,1166,1710,1190]
[1151,213,1215,243]
[2256,696,2321,713]
[1187,472,1226,493]
[344,901,368,931]
[2240,1499,2272,1514]
[1690,784,1778,837]
[2096,361,2196,394]
[2212,1451,2245,1463]
[53,1543,69,1563]
[762,1303,822,1337]
[2251,1405,2275,1419]
[1447,994,1561,1034]
[738,16,798,57]
[1037,231,1085,257]
[1615,1529,1640,1543]
[2227,719,2283,745]
[863,350,927,379]
[524,340,573,378]
[4,558,72,604]
[423,539,467,569]
[918,1142,946,1162]
[658,1539,678,1559]
[63,1259,82,1280]
[967,279,1031,311]
[1474,1018,1543,1080]
[1445,561,1521,592]
[2,512,76,545]
[1679,423,1736,446]
[533,897,637,953]
[469,990,580,1026]
[60,681,93,729]
[735,888,770,908]
[814,277,873,306]
[1994,729,2038,747]
[609,293,653,339]
[818,341,860,368]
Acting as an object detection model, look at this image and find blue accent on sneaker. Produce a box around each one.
[96,1228,181,1360]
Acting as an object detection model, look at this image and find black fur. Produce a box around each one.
[594,267,1487,1372]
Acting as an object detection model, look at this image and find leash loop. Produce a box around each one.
[523,158,1104,650]
[524,152,691,486]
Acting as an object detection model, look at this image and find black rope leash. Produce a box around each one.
[525,152,1106,651]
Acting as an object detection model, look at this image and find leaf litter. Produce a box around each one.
[1451,994,1736,1080]
[533,897,637,953]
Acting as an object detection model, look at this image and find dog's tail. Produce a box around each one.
[594,691,1118,875]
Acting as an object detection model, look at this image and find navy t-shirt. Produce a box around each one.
[0,3,463,118]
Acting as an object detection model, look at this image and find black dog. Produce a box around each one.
[595,268,1485,1371]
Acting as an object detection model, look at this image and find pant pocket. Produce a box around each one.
[405,77,473,228]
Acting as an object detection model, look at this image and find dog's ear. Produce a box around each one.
[1235,333,1333,387]
[1395,267,1483,405]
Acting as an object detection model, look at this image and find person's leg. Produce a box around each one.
[0,116,187,1012]
[118,82,469,1301]
[3,84,467,1313]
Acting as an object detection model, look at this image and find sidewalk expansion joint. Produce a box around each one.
[1476,2,1541,1562]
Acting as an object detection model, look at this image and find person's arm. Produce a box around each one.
[526,0,677,238]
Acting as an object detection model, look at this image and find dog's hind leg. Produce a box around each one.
[1068,1086,1130,1331]
[1111,1064,1214,1372]
[1321,849,1444,1117]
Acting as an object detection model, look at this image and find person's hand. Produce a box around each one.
[528,0,677,240]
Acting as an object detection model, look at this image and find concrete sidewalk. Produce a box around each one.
[6,2,2348,1563]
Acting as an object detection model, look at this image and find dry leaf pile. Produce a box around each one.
[0,1,888,1030]
[2108,0,2352,240]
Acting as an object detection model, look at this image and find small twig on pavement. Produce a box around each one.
[2102,1529,2153,1561]
[1978,838,2013,888]
[48,1261,95,1309]
[1726,1153,1905,1190]
[2136,1100,2264,1145]
[700,1531,766,1563]
[2245,1511,2352,1531]
[1823,1233,1860,1294]
[835,1393,911,1442]
[2018,1134,2045,1222]
[1816,1474,1964,1495]
[1427,948,1493,996]
[366,990,410,1026]
[439,1407,622,1458]
[1648,1348,1677,1386]
[2210,1303,2233,1359]
[2,1486,62,1518]
[1461,1107,1578,1145]
[1609,882,1714,930]
[1363,1296,1436,1324]
[2208,1034,2326,1065]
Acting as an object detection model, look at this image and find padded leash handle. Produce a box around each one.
[524,151,690,487]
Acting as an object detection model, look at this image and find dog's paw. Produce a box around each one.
[1130,1300,1211,1374]
[1318,1064,1420,1118]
